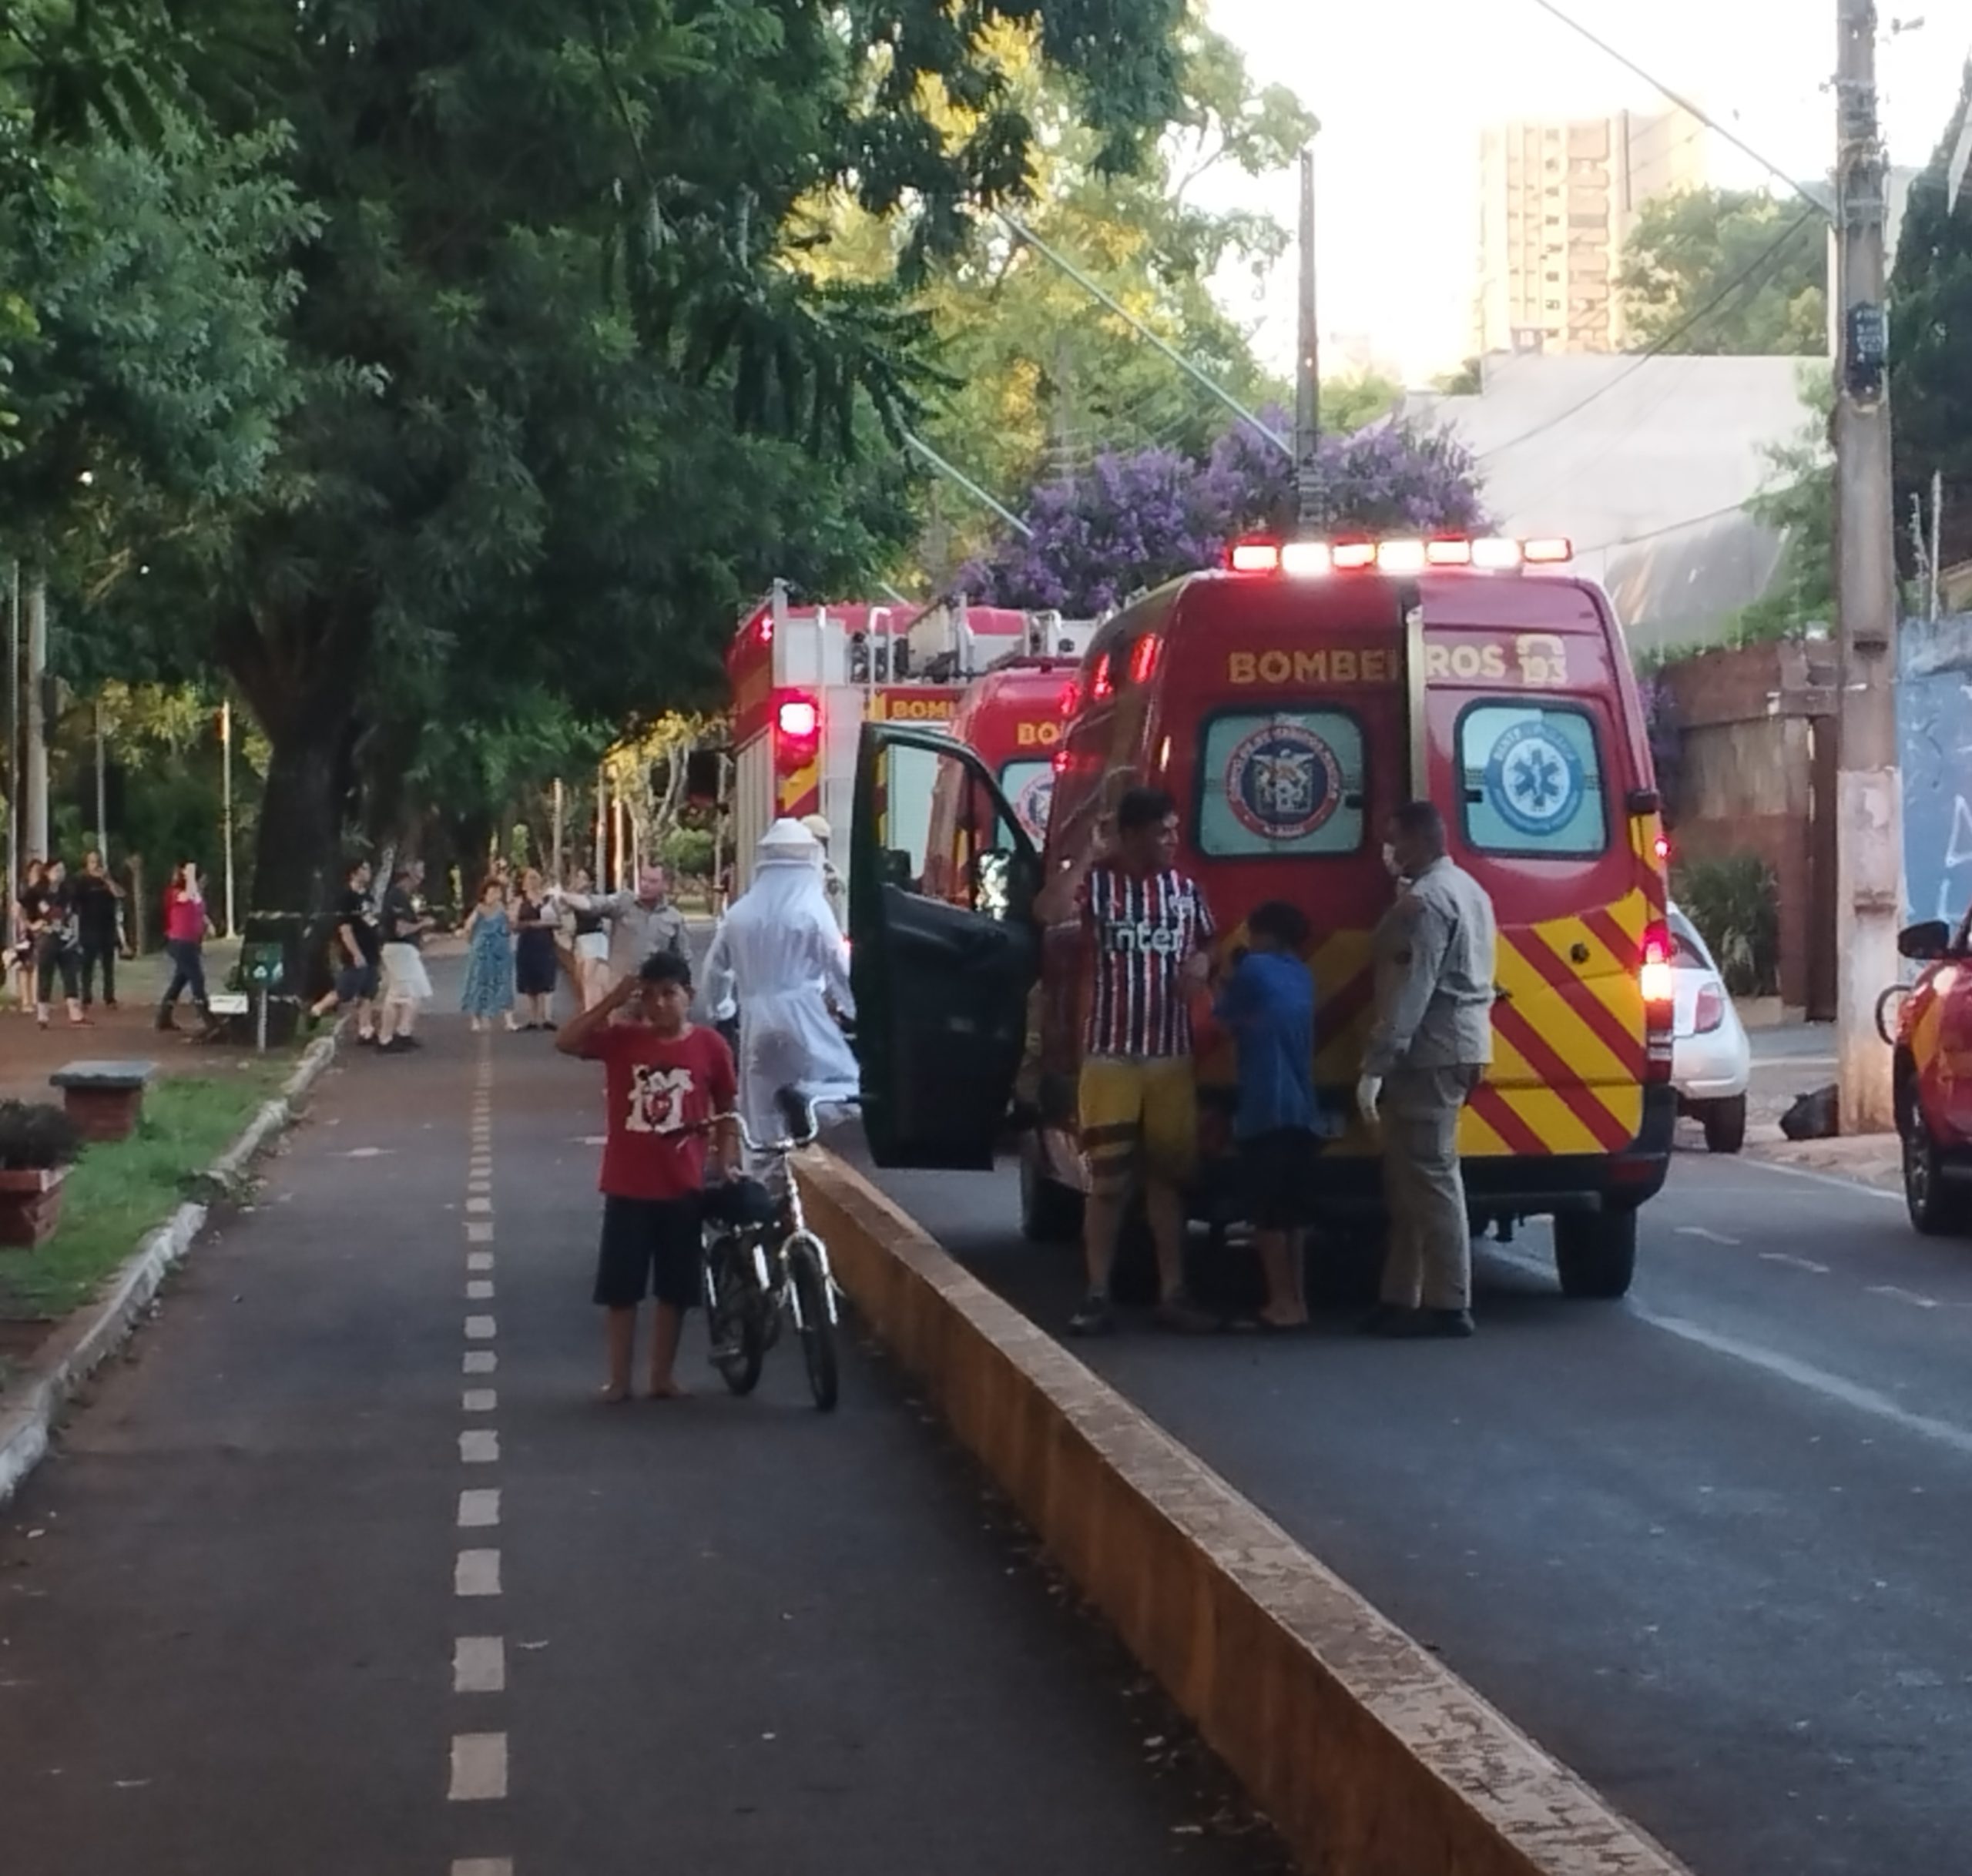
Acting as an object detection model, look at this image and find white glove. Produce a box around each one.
[1356,1074,1383,1128]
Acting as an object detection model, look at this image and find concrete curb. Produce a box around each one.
[0,1033,340,1510]
[801,1147,1693,1876]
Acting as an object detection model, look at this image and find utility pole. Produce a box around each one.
[1832,0,1900,1135]
[5,564,18,896]
[24,573,47,859]
[1295,144,1322,529]
[94,700,107,856]
[551,776,565,883]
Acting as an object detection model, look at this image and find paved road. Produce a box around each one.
[0,1022,1287,1876]
[849,1134,1972,1876]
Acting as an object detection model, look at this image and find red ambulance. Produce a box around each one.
[848,532,1674,1301]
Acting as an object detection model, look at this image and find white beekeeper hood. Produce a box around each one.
[756,818,823,866]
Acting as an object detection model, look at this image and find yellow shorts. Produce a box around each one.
[1078,1057,1198,1194]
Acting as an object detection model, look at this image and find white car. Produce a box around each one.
[1666,903,1751,1153]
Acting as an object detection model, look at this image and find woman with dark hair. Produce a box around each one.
[27,857,85,1030]
[9,857,45,1013]
[158,860,213,1033]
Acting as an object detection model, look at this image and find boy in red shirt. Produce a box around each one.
[558,952,738,1402]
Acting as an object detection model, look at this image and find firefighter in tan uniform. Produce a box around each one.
[1356,800,1498,1339]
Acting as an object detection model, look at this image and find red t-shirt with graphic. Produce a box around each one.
[582,1022,737,1202]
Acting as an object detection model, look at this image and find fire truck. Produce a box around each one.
[723,581,1095,893]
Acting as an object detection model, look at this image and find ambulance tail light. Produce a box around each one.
[1279,540,1332,576]
[1640,919,1676,1080]
[1330,539,1377,570]
[1373,538,1427,574]
[1471,537,1524,571]
[1221,534,1574,576]
[1426,538,1474,566]
[1524,536,1575,564]
[774,693,821,771]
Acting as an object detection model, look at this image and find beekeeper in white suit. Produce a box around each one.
[703,819,860,1164]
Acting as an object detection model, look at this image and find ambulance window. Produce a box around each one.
[999,759,1055,845]
[1457,702,1606,856]
[874,742,1023,916]
[1196,710,1365,858]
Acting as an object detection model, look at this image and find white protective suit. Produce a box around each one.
[703,820,860,1155]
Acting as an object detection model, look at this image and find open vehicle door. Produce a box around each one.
[849,723,1041,1169]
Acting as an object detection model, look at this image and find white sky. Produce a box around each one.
[1198,0,1972,381]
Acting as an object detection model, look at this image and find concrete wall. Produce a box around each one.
[1656,642,1836,1014]
[1898,611,1972,925]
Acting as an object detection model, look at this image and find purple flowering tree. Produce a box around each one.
[968,407,1491,616]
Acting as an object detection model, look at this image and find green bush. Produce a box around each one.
[1672,853,1779,997]
[660,826,714,878]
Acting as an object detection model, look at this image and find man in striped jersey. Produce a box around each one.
[1039,786,1218,1338]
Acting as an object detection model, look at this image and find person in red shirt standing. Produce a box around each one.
[558,950,738,1402]
[158,860,214,1033]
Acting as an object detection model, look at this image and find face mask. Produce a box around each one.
[1381,842,1402,879]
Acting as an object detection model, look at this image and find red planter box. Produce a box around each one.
[60,1085,146,1144]
[0,1167,68,1249]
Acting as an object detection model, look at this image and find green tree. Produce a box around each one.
[835,19,1313,573]
[1730,371,1833,642]
[1890,62,1972,568]
[61,0,1192,926]
[1618,186,1827,354]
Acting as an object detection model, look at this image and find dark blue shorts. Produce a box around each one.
[335,962,379,1003]
[593,1195,703,1310]
[1239,1127,1324,1230]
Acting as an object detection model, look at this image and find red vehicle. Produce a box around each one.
[1890,912,1972,1232]
[850,533,1675,1300]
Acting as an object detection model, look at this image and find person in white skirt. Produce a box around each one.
[562,866,612,1008]
[376,865,434,1052]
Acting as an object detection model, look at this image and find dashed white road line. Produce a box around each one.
[467,1222,495,1243]
[463,1350,498,1375]
[467,1197,494,1214]
[465,1315,498,1341]
[1869,1284,1941,1310]
[460,1429,500,1465]
[468,1251,495,1272]
[454,1636,507,1694]
[453,1860,514,1875]
[468,1279,496,1301]
[1760,1251,1833,1274]
[1675,1224,1741,1246]
[454,1549,502,1597]
[463,1389,498,1414]
[448,1732,508,1801]
[458,1489,501,1529]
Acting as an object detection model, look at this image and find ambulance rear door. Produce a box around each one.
[849,723,1041,1169]
[1420,588,1649,1167]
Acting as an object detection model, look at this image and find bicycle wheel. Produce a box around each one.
[706,1236,764,1396]
[788,1242,840,1413]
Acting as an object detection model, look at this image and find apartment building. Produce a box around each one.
[1473,107,1708,356]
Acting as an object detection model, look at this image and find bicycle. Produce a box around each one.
[1876,981,1912,1047]
[699,1087,841,1412]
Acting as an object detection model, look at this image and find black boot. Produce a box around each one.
[156,1001,178,1033]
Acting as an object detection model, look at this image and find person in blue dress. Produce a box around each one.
[461,876,517,1031]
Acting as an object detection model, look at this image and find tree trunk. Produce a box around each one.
[248,709,356,998]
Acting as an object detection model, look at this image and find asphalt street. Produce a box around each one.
[850,1128,1972,1876]
[0,1015,1288,1876]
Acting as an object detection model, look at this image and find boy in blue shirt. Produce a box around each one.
[1215,901,1330,1330]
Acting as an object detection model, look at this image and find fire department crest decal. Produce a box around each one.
[1014,769,1055,842]
[1486,720,1585,837]
[1226,722,1343,840]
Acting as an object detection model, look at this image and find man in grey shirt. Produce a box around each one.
[560,865,692,989]
[1357,799,1498,1339]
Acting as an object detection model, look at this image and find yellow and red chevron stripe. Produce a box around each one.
[1202,892,1652,1161]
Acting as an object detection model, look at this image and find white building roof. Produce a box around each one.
[1401,350,1823,655]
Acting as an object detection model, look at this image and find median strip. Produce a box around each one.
[800,1147,1692,1876]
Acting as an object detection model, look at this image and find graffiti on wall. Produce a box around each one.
[1898,613,1972,924]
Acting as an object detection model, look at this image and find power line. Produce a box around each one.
[1474,203,1825,464]
[1521,0,1835,224]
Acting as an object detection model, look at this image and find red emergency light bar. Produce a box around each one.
[1225,534,1573,576]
